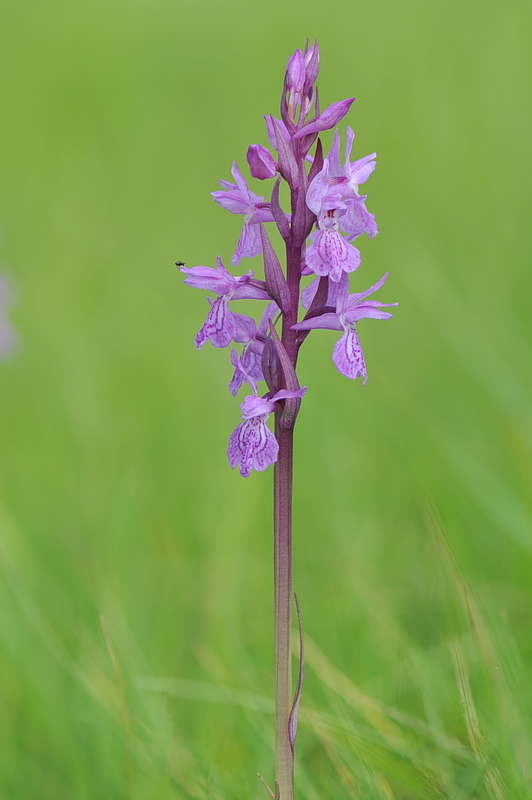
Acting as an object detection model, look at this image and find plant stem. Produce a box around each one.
[274,163,303,800]
[274,422,294,800]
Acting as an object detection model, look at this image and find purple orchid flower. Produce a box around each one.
[228,301,279,395]
[0,275,17,358]
[180,257,269,349]
[292,272,397,383]
[305,157,362,282]
[327,127,378,240]
[211,162,275,265]
[228,387,307,478]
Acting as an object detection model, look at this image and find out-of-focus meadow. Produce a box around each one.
[1,0,531,797]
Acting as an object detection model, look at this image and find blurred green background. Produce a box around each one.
[1,0,531,797]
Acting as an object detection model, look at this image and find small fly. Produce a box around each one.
[175,261,185,267]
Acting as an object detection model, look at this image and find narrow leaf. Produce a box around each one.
[307,137,324,187]
[271,177,291,241]
[260,224,291,313]
[271,117,299,188]
[268,322,299,392]
[291,159,310,248]
[307,276,329,316]
[288,593,304,754]
[261,336,282,395]
[268,321,302,429]
[257,774,276,799]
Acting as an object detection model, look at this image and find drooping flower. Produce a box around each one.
[228,387,307,478]
[180,257,269,349]
[0,275,17,358]
[291,272,396,384]
[211,163,275,265]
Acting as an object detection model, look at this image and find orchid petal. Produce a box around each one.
[328,129,342,177]
[211,188,250,216]
[227,416,279,477]
[350,153,377,185]
[306,159,331,215]
[291,313,343,332]
[343,307,395,324]
[342,199,378,240]
[332,327,368,383]
[344,272,390,306]
[180,264,233,294]
[343,126,355,171]
[195,296,237,349]
[247,144,277,180]
[293,98,355,139]
[232,222,263,266]
[305,229,361,281]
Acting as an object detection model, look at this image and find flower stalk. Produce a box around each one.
[180,41,396,799]
[273,423,294,799]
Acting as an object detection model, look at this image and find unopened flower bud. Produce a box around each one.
[246,144,277,180]
[286,49,305,93]
[304,42,320,92]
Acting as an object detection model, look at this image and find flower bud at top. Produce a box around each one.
[283,48,307,125]
[247,144,277,180]
[304,42,320,92]
[286,49,305,93]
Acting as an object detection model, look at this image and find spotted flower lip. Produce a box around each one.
[227,387,307,478]
[291,272,397,383]
[304,157,362,281]
[180,257,270,350]
[211,162,275,265]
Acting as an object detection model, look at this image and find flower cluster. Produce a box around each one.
[181,43,396,477]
